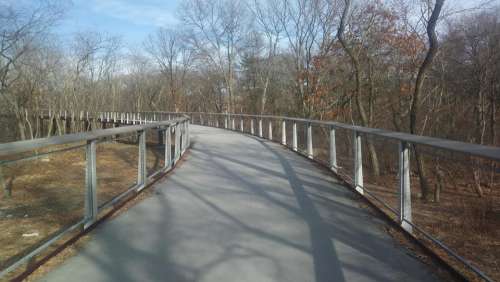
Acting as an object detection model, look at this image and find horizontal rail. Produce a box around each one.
[5,110,496,281]
[161,111,495,282]
[0,115,190,279]
[0,119,186,158]
[157,112,500,162]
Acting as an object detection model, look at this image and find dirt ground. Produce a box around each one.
[362,177,500,282]
[0,140,167,281]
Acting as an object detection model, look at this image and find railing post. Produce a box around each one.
[259,119,263,137]
[353,131,363,194]
[307,122,313,159]
[182,121,187,154]
[175,123,181,162]
[164,126,172,170]
[268,120,273,140]
[180,123,185,153]
[250,119,254,135]
[137,130,147,191]
[232,118,235,130]
[186,120,190,147]
[399,141,412,233]
[224,115,228,129]
[330,125,337,173]
[293,122,297,151]
[240,118,244,132]
[281,120,286,145]
[84,139,97,229]
[172,126,177,163]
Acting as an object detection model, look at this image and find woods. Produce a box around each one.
[1,0,499,191]
[1,1,500,280]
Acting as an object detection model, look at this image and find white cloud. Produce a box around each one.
[90,0,179,27]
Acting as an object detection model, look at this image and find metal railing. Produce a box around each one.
[3,109,498,280]
[151,111,498,282]
[0,116,190,278]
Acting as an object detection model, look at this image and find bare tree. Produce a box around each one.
[181,0,249,113]
[0,0,65,140]
[69,31,122,114]
[246,0,284,114]
[146,28,193,112]
[337,0,381,176]
[409,0,445,201]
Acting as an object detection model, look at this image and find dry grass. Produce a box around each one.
[0,140,167,281]
[363,178,500,282]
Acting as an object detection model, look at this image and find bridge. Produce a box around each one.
[0,112,498,281]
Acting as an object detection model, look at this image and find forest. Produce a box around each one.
[1,0,500,280]
[0,0,498,145]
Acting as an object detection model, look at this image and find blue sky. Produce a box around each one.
[56,0,181,46]
[38,0,497,48]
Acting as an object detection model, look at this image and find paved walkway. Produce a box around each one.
[40,125,439,282]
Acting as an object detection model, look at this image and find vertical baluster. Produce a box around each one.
[353,131,363,194]
[137,130,147,191]
[164,126,172,170]
[259,119,263,137]
[293,122,297,151]
[181,121,187,154]
[175,123,181,162]
[84,139,97,229]
[186,120,190,147]
[268,120,273,140]
[307,123,313,159]
[330,125,337,173]
[281,120,286,145]
[399,141,412,232]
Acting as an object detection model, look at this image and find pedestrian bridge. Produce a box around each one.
[0,112,498,281]
[39,125,438,282]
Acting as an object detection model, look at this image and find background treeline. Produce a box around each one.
[0,0,498,148]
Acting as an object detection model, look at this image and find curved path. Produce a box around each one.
[41,125,439,282]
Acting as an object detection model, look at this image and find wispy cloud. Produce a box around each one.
[89,0,179,27]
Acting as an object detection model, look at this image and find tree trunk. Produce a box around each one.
[409,0,445,201]
[337,0,380,176]
[260,77,269,115]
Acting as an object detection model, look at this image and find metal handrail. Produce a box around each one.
[155,111,500,162]
[0,116,190,278]
[154,111,495,282]
[15,110,497,281]
[0,120,183,157]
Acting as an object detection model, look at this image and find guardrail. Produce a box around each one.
[0,116,190,278]
[151,111,497,282]
[4,110,497,281]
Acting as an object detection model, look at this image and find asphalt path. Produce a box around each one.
[40,125,439,282]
